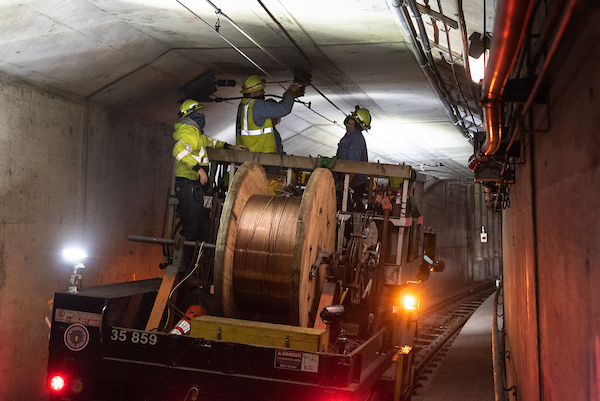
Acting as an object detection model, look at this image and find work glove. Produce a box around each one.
[319,156,336,170]
[286,83,305,99]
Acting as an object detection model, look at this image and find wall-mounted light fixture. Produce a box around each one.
[468,32,491,59]
[468,32,492,83]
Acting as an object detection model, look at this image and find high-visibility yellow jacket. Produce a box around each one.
[172,119,226,181]
[236,95,294,153]
[236,98,276,153]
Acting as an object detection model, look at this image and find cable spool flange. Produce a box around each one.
[214,163,337,327]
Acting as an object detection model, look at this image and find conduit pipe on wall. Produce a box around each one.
[492,281,509,401]
[479,0,535,157]
[499,0,579,178]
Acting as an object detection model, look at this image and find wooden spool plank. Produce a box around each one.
[291,168,337,327]
[144,262,179,331]
[313,282,339,330]
[214,162,268,317]
[207,148,412,178]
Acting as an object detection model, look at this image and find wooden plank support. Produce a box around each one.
[206,148,412,179]
[144,243,185,331]
[313,282,339,331]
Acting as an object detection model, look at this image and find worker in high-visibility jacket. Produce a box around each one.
[236,75,304,155]
[173,99,246,244]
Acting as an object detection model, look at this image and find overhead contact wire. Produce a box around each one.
[177,0,346,123]
[175,0,272,79]
[203,0,288,90]
[254,0,348,118]
[256,0,312,64]
[253,0,346,117]
[180,0,441,168]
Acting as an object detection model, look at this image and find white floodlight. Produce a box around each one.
[63,247,88,293]
[62,247,88,264]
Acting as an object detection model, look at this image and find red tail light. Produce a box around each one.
[50,375,66,391]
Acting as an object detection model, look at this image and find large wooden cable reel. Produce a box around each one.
[214,163,337,327]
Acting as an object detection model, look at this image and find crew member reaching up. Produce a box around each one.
[236,75,304,155]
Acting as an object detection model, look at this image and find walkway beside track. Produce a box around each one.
[414,294,495,401]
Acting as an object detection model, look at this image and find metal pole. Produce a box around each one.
[337,174,351,252]
[128,235,216,249]
[395,178,410,265]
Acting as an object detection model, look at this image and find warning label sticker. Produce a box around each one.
[274,350,319,373]
[55,309,102,328]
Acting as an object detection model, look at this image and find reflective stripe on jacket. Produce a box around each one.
[172,119,225,181]
[239,99,275,136]
[236,98,277,153]
[236,93,294,153]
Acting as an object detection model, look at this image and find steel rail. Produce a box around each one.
[419,280,496,315]
[414,308,471,380]
[413,282,497,391]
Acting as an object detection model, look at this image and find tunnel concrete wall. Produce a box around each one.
[0,74,174,400]
[501,10,600,401]
[421,180,501,306]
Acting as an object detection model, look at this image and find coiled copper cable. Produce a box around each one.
[233,195,301,319]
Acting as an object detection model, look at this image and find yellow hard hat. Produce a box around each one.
[352,105,372,130]
[179,99,204,118]
[240,75,266,94]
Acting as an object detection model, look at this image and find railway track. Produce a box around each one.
[410,282,497,399]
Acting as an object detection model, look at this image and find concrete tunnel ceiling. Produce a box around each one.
[0,0,495,180]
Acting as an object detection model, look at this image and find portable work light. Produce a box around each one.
[63,247,87,293]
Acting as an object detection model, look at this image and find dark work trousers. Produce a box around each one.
[350,182,367,212]
[337,182,367,212]
[174,177,207,243]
